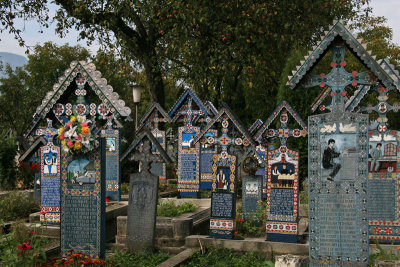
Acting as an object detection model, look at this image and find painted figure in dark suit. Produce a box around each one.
[322,139,341,181]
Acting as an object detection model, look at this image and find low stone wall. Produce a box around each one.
[115,206,211,254]
[0,190,34,200]
[373,260,400,267]
[185,235,309,255]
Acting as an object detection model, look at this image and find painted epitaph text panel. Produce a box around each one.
[40,144,60,224]
[178,127,200,196]
[266,147,299,242]
[209,154,236,239]
[367,131,400,242]
[308,111,369,266]
[102,128,121,201]
[60,150,105,259]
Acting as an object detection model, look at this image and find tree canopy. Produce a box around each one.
[1,0,369,110]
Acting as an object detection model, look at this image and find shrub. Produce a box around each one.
[181,247,274,267]
[0,191,40,222]
[17,161,39,189]
[235,200,267,237]
[108,249,169,267]
[157,201,196,217]
[121,182,129,195]
[0,133,18,190]
[0,221,50,266]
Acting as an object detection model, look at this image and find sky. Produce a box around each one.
[0,0,398,58]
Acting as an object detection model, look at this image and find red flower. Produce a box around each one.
[106,196,111,203]
[29,231,36,236]
[17,242,32,251]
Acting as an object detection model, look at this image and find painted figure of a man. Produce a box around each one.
[370,143,382,172]
[322,139,341,181]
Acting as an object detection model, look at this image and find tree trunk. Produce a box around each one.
[142,50,165,107]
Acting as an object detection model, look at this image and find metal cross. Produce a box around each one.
[304,41,378,111]
[177,96,203,130]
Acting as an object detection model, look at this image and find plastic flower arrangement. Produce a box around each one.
[58,115,98,154]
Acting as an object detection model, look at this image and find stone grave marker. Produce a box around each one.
[194,103,257,239]
[286,20,387,265]
[121,129,172,252]
[253,101,307,243]
[346,58,400,243]
[101,116,121,201]
[169,89,211,196]
[241,156,263,219]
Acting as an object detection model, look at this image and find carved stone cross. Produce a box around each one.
[129,139,164,173]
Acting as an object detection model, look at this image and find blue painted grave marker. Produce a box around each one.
[102,116,121,201]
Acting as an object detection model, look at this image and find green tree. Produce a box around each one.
[0,42,90,135]
[0,132,18,189]
[1,0,369,110]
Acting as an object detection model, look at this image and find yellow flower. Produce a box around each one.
[61,140,66,146]
[74,142,82,150]
[58,127,64,135]
[70,116,77,122]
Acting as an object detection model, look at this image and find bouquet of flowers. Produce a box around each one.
[58,115,98,154]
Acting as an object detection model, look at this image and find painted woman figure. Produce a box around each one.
[271,166,280,185]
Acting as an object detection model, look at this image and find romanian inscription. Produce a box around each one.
[41,176,60,207]
[180,153,197,181]
[368,179,396,221]
[62,195,98,251]
[318,193,360,257]
[270,188,294,216]
[211,193,234,218]
[200,152,213,173]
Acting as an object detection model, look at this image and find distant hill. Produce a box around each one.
[0,52,27,76]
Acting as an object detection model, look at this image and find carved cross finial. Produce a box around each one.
[35,119,58,144]
[178,97,204,130]
[305,41,378,112]
[106,115,114,130]
[130,139,164,173]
